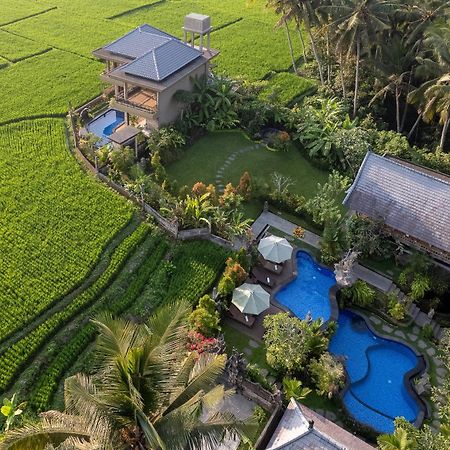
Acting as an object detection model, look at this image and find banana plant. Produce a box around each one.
[1,394,26,432]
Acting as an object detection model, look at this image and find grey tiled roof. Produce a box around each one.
[274,429,344,450]
[104,24,174,59]
[103,24,202,81]
[123,39,202,81]
[266,400,363,450]
[343,151,450,253]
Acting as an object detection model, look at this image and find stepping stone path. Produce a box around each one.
[243,347,253,356]
[214,144,261,192]
[409,333,418,342]
[249,339,259,349]
[394,330,406,338]
[260,368,269,377]
[426,347,436,357]
[432,420,441,429]
[436,367,447,378]
[382,324,393,333]
[417,340,428,349]
[412,325,421,334]
[370,316,381,325]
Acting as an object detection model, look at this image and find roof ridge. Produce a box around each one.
[371,152,450,187]
[152,50,160,80]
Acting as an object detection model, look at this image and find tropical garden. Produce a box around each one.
[1,0,450,448]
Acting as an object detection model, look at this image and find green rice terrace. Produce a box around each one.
[1,0,450,449]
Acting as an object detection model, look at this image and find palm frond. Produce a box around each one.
[164,354,226,414]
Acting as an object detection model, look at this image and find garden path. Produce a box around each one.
[214,143,261,191]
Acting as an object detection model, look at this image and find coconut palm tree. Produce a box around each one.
[326,0,399,117]
[377,427,414,450]
[1,302,246,450]
[403,0,450,49]
[370,36,416,132]
[266,0,299,74]
[408,20,450,150]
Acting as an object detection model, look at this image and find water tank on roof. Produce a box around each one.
[184,13,211,34]
[183,13,212,51]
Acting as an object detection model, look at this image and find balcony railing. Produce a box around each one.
[113,89,158,117]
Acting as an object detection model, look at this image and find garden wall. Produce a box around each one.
[68,115,239,248]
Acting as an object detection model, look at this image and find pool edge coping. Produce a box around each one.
[269,248,429,434]
[339,307,429,432]
[270,248,340,328]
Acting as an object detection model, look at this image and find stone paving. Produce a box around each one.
[214,144,261,192]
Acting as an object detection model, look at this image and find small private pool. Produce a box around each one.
[275,251,335,322]
[86,109,124,145]
[275,249,424,434]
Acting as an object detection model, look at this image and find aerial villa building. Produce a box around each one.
[344,151,450,265]
[92,14,219,132]
[266,399,373,450]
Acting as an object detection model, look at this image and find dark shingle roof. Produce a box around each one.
[122,39,202,81]
[104,24,174,59]
[102,24,202,81]
[343,152,450,253]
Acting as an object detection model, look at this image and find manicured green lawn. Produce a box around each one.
[167,130,330,219]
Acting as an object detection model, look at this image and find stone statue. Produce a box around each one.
[305,311,313,324]
[225,348,246,388]
[334,250,360,288]
[428,308,435,320]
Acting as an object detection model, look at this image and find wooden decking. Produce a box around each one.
[128,90,157,110]
[227,252,297,341]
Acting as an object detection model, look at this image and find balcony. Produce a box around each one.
[111,88,158,119]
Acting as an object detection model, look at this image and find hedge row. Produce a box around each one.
[0,223,149,391]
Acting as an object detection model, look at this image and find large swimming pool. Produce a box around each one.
[276,250,423,433]
[275,251,334,322]
[330,310,420,433]
[86,109,124,145]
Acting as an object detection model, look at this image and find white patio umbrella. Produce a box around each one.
[232,283,270,315]
[258,235,293,263]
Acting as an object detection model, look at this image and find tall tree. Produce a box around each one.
[408,20,450,150]
[370,36,416,132]
[326,0,399,116]
[287,0,325,84]
[266,0,298,74]
[1,302,247,450]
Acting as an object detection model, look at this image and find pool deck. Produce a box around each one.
[252,211,394,292]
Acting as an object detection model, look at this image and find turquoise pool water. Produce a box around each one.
[86,109,124,145]
[275,251,334,321]
[277,250,422,433]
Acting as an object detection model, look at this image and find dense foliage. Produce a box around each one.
[2,303,246,449]
[263,313,328,374]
